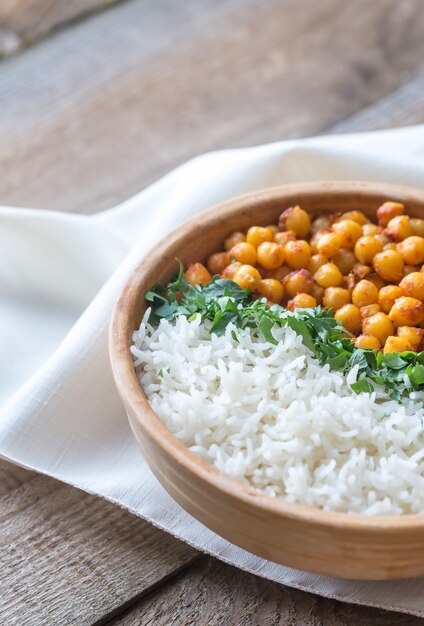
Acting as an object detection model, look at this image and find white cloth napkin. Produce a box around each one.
[2,127,424,616]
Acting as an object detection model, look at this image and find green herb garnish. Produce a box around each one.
[146,264,424,402]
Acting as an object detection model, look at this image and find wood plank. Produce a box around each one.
[0,0,121,58]
[0,473,197,626]
[110,557,423,626]
[1,0,424,214]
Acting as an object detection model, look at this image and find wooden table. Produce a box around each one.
[2,1,424,624]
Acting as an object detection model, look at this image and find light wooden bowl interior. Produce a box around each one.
[110,181,424,580]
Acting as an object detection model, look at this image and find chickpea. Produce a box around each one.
[264,264,292,281]
[410,218,424,237]
[316,232,343,257]
[323,287,350,310]
[352,280,379,308]
[337,211,369,225]
[232,264,262,290]
[283,269,313,297]
[278,206,311,238]
[246,226,274,248]
[397,236,424,265]
[256,278,284,303]
[256,242,285,269]
[362,223,381,236]
[274,230,296,246]
[383,242,397,251]
[332,248,356,274]
[365,273,385,290]
[308,253,328,274]
[360,304,381,319]
[331,219,363,249]
[207,251,230,275]
[376,201,404,228]
[284,240,312,269]
[355,334,381,350]
[310,282,325,305]
[398,326,424,350]
[383,336,413,354]
[266,224,279,234]
[184,263,212,286]
[288,293,317,310]
[374,233,391,247]
[311,215,332,234]
[352,263,373,281]
[354,236,383,265]
[378,285,404,313]
[404,265,418,277]
[384,215,413,242]
[335,304,362,334]
[362,312,394,345]
[222,261,241,279]
[314,263,343,288]
[310,229,329,254]
[229,242,257,265]
[224,231,245,251]
[399,272,424,300]
[388,296,424,327]
[373,249,404,282]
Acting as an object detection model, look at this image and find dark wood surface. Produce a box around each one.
[1,1,424,624]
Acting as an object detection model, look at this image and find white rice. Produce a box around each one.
[132,312,424,515]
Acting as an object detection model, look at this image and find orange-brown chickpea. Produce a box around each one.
[246,226,274,248]
[410,218,424,237]
[373,249,404,282]
[256,278,284,303]
[283,269,314,297]
[360,304,381,319]
[397,236,424,265]
[274,230,296,246]
[184,263,212,286]
[232,264,262,290]
[383,336,412,354]
[378,285,404,313]
[310,282,324,304]
[397,326,424,349]
[284,240,312,269]
[221,261,241,279]
[316,232,343,257]
[362,223,381,236]
[404,264,418,277]
[287,293,317,310]
[388,296,424,327]
[229,242,257,265]
[331,219,363,249]
[323,287,350,310]
[265,264,292,281]
[314,263,343,288]
[332,248,356,275]
[352,263,373,281]
[266,224,279,234]
[362,312,394,345]
[376,202,404,228]
[352,279,379,308]
[224,231,245,251]
[354,235,383,265]
[278,206,311,238]
[337,211,369,225]
[310,229,329,254]
[335,304,362,334]
[311,215,332,234]
[355,334,381,350]
[384,215,413,242]
[256,242,285,269]
[308,253,328,274]
[207,251,229,275]
[374,233,391,247]
[399,272,424,300]
[383,242,397,251]
[364,273,385,290]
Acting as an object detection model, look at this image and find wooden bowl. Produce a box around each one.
[109,181,424,580]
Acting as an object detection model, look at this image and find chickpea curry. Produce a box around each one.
[184,202,424,355]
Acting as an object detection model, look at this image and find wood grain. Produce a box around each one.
[0,0,120,57]
[1,0,424,213]
[0,461,197,626]
[111,557,423,626]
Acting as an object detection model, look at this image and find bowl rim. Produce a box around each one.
[110,180,424,532]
